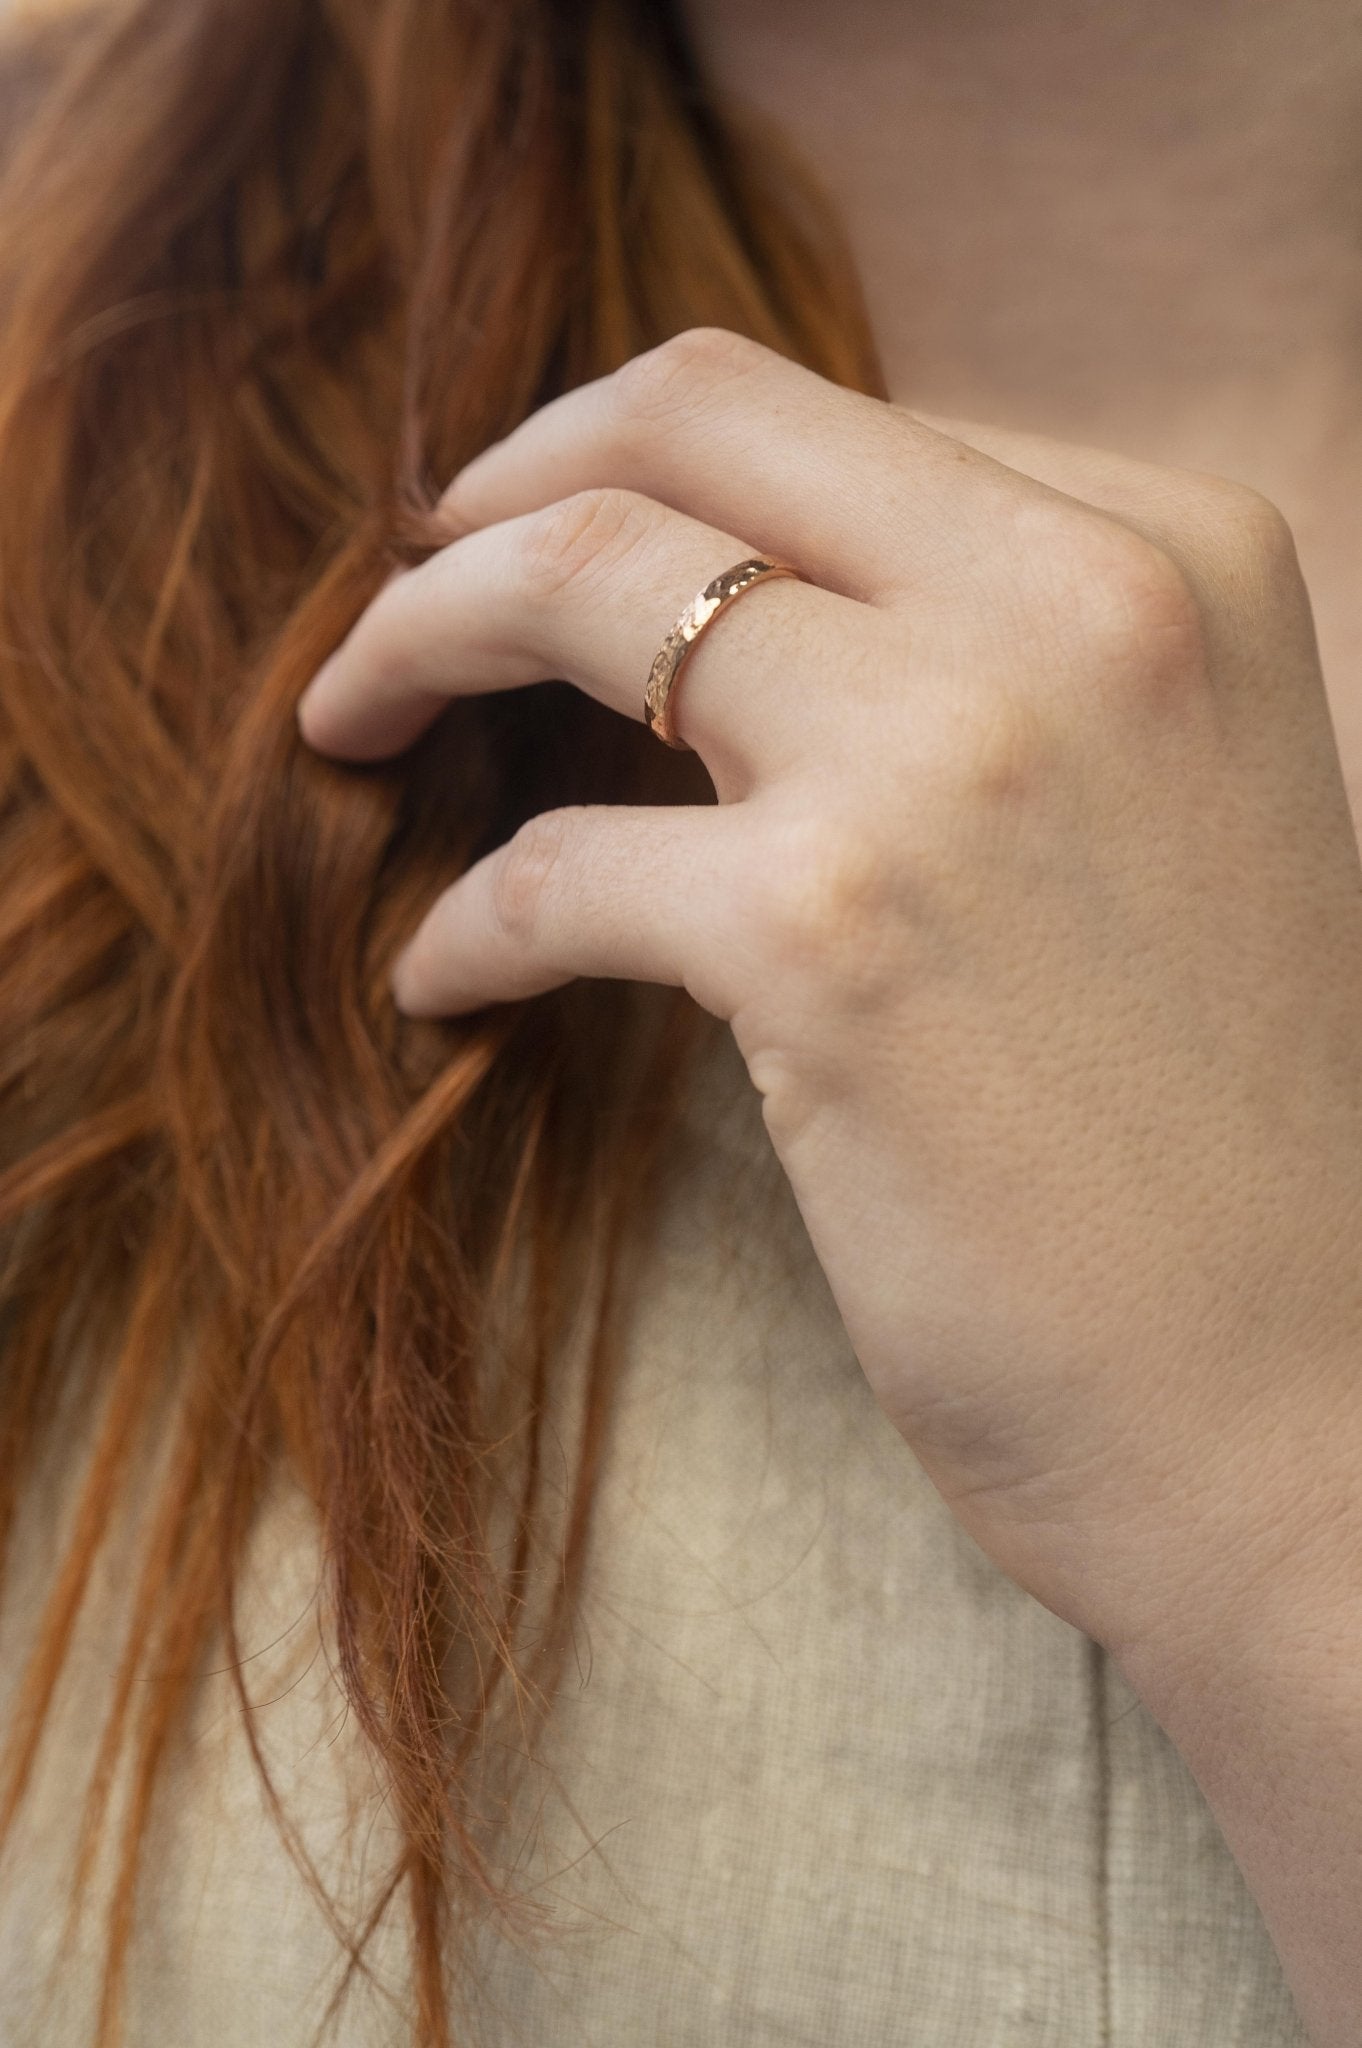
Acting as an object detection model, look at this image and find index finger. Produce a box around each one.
[436,327,1033,603]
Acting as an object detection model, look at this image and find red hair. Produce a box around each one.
[0,0,883,2039]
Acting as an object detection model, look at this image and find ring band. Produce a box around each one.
[643,555,803,751]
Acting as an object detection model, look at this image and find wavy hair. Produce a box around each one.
[0,0,883,2040]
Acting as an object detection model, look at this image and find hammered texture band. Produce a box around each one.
[643,556,803,750]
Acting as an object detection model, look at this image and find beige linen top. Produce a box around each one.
[0,1024,1311,2046]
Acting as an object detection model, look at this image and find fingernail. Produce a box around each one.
[437,440,501,515]
[390,945,417,1012]
[295,665,329,736]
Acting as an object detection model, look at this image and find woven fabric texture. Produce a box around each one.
[0,1024,1311,2046]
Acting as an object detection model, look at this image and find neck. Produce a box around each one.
[678,0,1362,470]
[678,0,1362,816]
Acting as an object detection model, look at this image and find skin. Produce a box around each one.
[297,8,1362,2041]
[680,0,1362,824]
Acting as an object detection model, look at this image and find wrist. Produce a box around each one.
[1105,1436,1362,2048]
[1102,1386,1362,1773]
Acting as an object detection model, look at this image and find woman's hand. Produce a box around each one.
[296,326,1362,1674]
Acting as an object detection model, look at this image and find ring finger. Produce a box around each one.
[295,487,866,790]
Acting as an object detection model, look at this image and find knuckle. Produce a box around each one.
[752,808,897,970]
[935,691,1054,809]
[1066,526,1208,698]
[1213,479,1303,581]
[1167,478,1309,645]
[518,488,650,605]
[489,808,578,945]
[612,326,769,427]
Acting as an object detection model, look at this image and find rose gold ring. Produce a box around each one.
[643,555,804,751]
